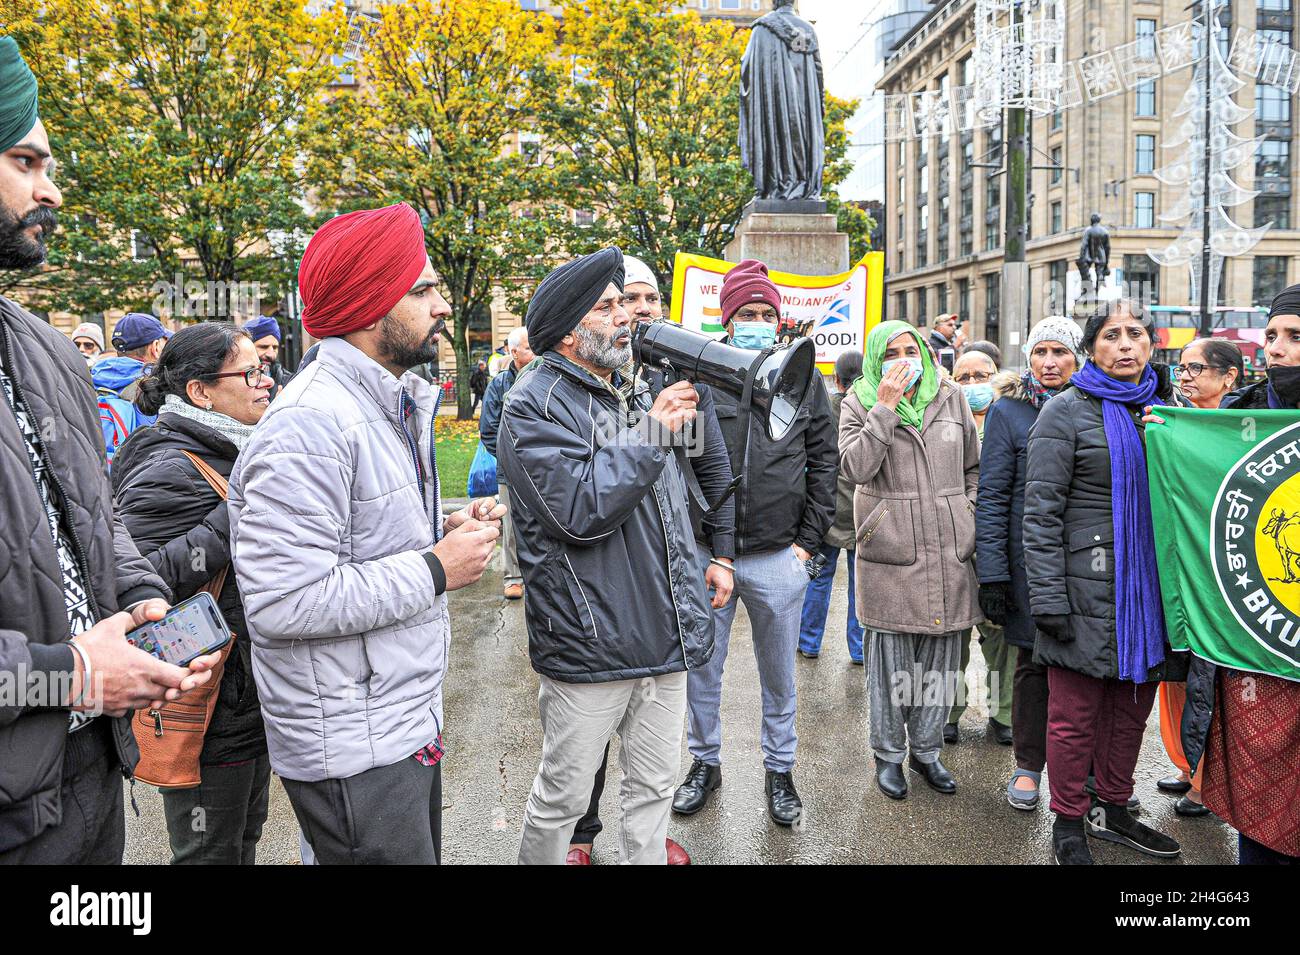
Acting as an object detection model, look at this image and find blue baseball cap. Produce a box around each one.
[111,313,172,352]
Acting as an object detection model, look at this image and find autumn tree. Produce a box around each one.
[537,0,872,287]
[306,0,570,418]
[1,0,342,317]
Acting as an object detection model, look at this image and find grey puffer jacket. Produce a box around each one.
[0,298,169,852]
[497,352,713,683]
[228,336,449,783]
[1022,374,1187,682]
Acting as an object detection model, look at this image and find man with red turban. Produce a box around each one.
[228,202,505,864]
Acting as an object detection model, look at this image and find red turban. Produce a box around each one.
[298,203,428,338]
[720,259,781,324]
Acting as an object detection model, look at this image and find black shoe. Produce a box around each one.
[1156,775,1192,795]
[797,648,819,659]
[765,770,803,826]
[908,755,957,794]
[1053,819,1094,865]
[672,758,721,815]
[1087,801,1181,858]
[942,722,959,744]
[875,758,908,800]
[988,718,1013,746]
[1174,795,1211,817]
[1085,776,1141,815]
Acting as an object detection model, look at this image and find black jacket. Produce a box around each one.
[0,299,169,853]
[1022,373,1187,681]
[497,353,713,683]
[1181,379,1272,768]
[975,377,1040,649]
[711,363,838,556]
[112,413,267,765]
[479,362,517,459]
[470,367,489,398]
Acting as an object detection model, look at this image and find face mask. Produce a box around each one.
[963,382,994,412]
[731,321,777,351]
[881,357,924,392]
[1267,365,1300,407]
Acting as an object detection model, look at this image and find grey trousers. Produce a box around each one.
[686,546,807,773]
[867,628,964,764]
[498,482,522,586]
[519,671,687,865]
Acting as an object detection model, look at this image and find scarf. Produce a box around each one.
[1021,370,1060,410]
[852,320,939,430]
[1069,361,1167,681]
[163,394,258,453]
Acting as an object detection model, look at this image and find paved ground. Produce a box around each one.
[124,549,1239,865]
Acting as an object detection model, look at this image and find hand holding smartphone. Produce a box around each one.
[125,592,232,668]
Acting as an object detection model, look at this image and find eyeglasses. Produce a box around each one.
[208,364,271,387]
[954,371,992,384]
[1172,362,1227,379]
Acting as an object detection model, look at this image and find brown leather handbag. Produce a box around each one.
[131,450,238,789]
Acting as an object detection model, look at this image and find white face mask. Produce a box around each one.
[881,356,923,391]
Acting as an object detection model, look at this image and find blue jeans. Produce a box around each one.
[797,545,864,662]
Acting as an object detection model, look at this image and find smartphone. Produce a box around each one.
[939,347,956,375]
[125,591,232,667]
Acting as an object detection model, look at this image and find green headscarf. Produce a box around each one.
[852,320,939,430]
[0,37,37,154]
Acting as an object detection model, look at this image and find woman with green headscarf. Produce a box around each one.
[839,320,982,801]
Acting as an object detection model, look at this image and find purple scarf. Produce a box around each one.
[1070,361,1167,681]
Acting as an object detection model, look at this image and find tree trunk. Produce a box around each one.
[449,289,473,420]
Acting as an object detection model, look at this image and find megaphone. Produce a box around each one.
[632,320,816,441]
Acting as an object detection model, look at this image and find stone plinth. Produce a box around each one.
[725,208,849,276]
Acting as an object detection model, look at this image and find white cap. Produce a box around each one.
[622,255,658,293]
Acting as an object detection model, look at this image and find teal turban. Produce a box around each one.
[0,37,38,154]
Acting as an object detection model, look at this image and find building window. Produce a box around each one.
[1048,260,1066,313]
[1124,254,1160,305]
[720,0,741,9]
[1135,191,1155,228]
[1136,19,1157,58]
[917,287,927,322]
[1257,84,1291,123]
[1135,134,1155,174]
[985,217,999,252]
[1050,109,1062,131]
[1050,201,1062,234]
[917,203,928,268]
[896,291,908,323]
[1136,80,1156,117]
[1050,146,1062,185]
[1255,256,1289,306]
[1258,0,1291,9]
[937,194,950,263]
[937,284,948,315]
[957,278,970,325]
[985,273,1001,341]
[1256,195,1292,228]
[1257,139,1290,180]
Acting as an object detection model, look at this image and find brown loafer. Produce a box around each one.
[666,838,691,865]
[504,583,524,600]
[565,847,591,865]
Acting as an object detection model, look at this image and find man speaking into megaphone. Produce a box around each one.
[673,258,839,829]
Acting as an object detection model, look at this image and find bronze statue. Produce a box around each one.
[738,0,824,202]
[1076,213,1111,288]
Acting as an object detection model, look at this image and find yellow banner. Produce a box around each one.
[669,251,884,373]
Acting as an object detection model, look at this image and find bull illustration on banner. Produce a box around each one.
[668,251,884,374]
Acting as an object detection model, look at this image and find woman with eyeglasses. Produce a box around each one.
[1173,338,1244,410]
[111,322,273,864]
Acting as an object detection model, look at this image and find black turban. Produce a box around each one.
[0,38,38,154]
[1269,283,1300,320]
[526,247,625,356]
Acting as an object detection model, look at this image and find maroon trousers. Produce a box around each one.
[1046,666,1158,819]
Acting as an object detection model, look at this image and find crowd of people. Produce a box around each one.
[1,35,1297,868]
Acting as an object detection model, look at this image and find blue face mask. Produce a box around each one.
[731,321,777,351]
[963,382,995,412]
[881,356,924,391]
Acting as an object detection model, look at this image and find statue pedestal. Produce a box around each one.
[725,204,848,276]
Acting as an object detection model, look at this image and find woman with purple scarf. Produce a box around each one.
[1023,299,1186,865]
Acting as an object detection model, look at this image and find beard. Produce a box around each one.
[378,311,440,371]
[574,321,632,371]
[0,202,57,270]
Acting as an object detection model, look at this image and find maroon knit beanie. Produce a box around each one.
[719,259,782,324]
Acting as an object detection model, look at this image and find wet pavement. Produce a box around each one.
[124,550,1239,865]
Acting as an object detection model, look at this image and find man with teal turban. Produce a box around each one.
[0,34,219,865]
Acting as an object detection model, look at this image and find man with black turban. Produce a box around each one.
[498,248,717,864]
[0,36,220,864]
